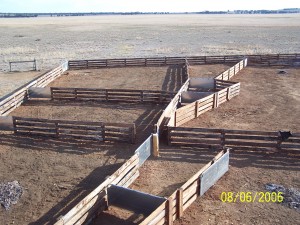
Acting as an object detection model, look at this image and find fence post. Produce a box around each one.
[276,131,282,152]
[102,124,105,142]
[174,111,177,127]
[153,133,159,157]
[55,122,59,138]
[226,87,231,101]
[213,92,219,108]
[195,101,199,118]
[140,90,143,103]
[131,124,136,144]
[221,130,225,147]
[33,59,37,71]
[166,197,173,225]
[177,188,183,219]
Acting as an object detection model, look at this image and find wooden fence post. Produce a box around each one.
[177,188,183,219]
[174,111,177,127]
[213,92,219,108]
[276,131,282,151]
[166,197,173,225]
[153,133,159,157]
[195,101,199,118]
[131,124,136,144]
[55,122,59,138]
[226,87,231,101]
[102,124,106,142]
[221,130,225,147]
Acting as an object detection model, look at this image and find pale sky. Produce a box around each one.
[0,0,299,13]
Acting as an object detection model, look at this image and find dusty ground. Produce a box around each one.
[0,65,175,224]
[94,66,300,225]
[0,14,299,72]
[0,133,137,225]
[49,66,183,91]
[1,64,299,225]
[189,64,231,78]
[183,66,300,131]
[0,71,44,98]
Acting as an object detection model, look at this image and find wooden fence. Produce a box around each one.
[0,62,68,116]
[68,54,299,70]
[140,149,228,225]
[167,127,300,153]
[68,55,246,70]
[247,53,300,66]
[13,116,136,143]
[50,87,176,104]
[154,79,190,135]
[215,58,247,80]
[55,135,152,225]
[174,82,240,127]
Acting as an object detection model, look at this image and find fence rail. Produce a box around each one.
[140,150,228,225]
[55,135,153,225]
[174,82,240,127]
[215,58,247,80]
[68,54,300,70]
[168,127,300,153]
[50,87,176,104]
[13,116,136,143]
[0,62,68,116]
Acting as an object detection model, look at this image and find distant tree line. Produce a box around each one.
[0,9,299,18]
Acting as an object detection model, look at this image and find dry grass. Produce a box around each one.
[0,14,299,72]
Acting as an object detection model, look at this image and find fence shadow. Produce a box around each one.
[158,144,300,171]
[162,65,184,92]
[29,163,121,225]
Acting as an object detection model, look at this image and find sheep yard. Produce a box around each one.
[0,14,299,225]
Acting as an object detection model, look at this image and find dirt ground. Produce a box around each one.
[94,66,300,225]
[49,66,183,91]
[1,65,299,225]
[183,66,300,131]
[0,71,44,98]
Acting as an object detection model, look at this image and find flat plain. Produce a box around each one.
[0,14,299,225]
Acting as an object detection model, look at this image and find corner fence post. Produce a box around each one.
[166,197,173,225]
[153,133,159,157]
[177,188,183,219]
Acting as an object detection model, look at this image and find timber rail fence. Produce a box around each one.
[167,127,300,153]
[68,53,299,69]
[173,81,240,127]
[0,53,299,224]
[140,149,229,225]
[55,135,153,225]
[0,61,68,116]
[13,116,136,143]
[50,87,176,104]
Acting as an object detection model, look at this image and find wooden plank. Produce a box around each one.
[65,191,107,225]
[182,180,199,203]
[166,197,173,225]
[181,150,225,190]
[139,201,167,225]
[225,141,277,148]
[225,135,278,141]
[177,188,183,219]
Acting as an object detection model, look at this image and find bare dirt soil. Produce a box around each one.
[183,66,300,131]
[92,66,300,225]
[189,64,231,78]
[0,14,299,72]
[1,65,299,225]
[0,71,44,98]
[0,65,181,224]
[49,66,183,91]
